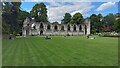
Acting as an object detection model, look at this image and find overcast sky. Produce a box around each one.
[20,1,118,23]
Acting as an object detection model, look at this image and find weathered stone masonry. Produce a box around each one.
[22,17,90,36]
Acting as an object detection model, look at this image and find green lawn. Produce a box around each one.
[2,36,118,66]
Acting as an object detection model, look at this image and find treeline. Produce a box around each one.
[2,2,120,36]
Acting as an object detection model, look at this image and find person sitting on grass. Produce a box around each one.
[87,34,96,39]
[90,36,95,39]
[45,36,52,40]
[87,34,90,39]
[87,34,95,39]
[9,34,15,40]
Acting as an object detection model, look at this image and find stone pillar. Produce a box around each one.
[22,28,26,37]
[44,24,47,36]
[36,23,40,35]
[84,19,91,35]
[51,24,54,35]
[22,17,30,37]
[70,24,73,32]
[58,25,61,35]
[76,25,79,35]
[29,29,32,36]
[82,25,84,31]
[70,24,73,36]
[87,19,90,35]
[63,25,66,36]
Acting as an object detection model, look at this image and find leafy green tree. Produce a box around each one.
[2,2,21,34]
[100,13,116,32]
[90,14,104,33]
[61,13,71,24]
[113,19,120,33]
[96,14,103,32]
[30,2,48,22]
[90,14,98,33]
[2,20,11,34]
[103,13,116,27]
[90,13,116,33]
[71,12,84,25]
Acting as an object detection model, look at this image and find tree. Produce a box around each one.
[71,12,84,25]
[90,13,116,33]
[103,13,116,26]
[2,2,21,34]
[61,13,71,24]
[90,14,98,33]
[96,14,103,32]
[113,19,120,33]
[30,2,48,22]
[90,14,103,33]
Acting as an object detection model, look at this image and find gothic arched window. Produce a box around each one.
[73,25,76,31]
[47,24,51,30]
[40,23,44,29]
[79,25,82,31]
[67,25,70,31]
[61,25,64,31]
[54,25,58,31]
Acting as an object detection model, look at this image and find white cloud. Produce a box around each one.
[24,0,119,2]
[47,2,94,23]
[96,2,115,11]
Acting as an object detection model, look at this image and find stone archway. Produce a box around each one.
[61,25,64,31]
[40,30,43,35]
[47,24,51,30]
[67,24,70,31]
[79,25,82,31]
[54,25,58,31]
[73,25,76,31]
[40,23,44,29]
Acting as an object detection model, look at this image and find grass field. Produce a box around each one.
[2,36,118,66]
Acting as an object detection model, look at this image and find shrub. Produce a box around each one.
[97,32,120,37]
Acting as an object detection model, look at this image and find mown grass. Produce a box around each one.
[2,36,118,66]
